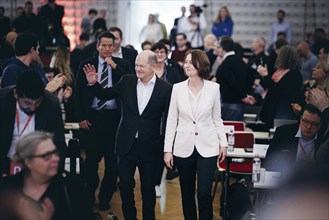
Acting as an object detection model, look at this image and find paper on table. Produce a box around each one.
[253,144,269,157]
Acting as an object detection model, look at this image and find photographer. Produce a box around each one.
[186,4,207,49]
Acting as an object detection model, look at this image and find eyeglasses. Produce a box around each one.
[154,50,166,54]
[301,118,321,128]
[29,149,59,161]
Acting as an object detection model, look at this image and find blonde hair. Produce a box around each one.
[53,47,73,85]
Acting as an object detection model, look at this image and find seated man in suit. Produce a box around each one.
[265,104,323,172]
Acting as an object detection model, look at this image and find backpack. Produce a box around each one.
[220,180,253,220]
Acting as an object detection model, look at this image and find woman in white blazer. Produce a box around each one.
[164,50,228,220]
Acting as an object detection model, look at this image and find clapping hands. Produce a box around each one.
[306,88,329,112]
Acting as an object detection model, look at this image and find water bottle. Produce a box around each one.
[227,129,235,152]
[252,155,261,183]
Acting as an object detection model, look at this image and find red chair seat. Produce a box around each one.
[219,159,253,173]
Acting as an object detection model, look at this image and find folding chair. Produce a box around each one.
[223,121,246,131]
[212,132,255,200]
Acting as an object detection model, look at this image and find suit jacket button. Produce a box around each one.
[193,121,196,124]
[195,132,198,135]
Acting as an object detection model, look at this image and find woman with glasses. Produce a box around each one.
[0,131,94,220]
[151,41,183,197]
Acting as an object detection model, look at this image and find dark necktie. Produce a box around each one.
[97,62,108,109]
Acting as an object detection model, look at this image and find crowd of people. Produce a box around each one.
[0,1,329,219]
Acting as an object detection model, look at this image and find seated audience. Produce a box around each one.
[292,57,329,114]
[0,131,94,220]
[265,104,323,173]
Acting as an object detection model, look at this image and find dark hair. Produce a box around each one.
[43,67,59,75]
[315,28,325,34]
[25,1,33,6]
[16,71,44,99]
[151,42,168,54]
[219,36,234,52]
[275,38,288,50]
[14,32,38,56]
[88,9,97,15]
[176,33,187,40]
[159,38,171,47]
[277,9,286,16]
[301,104,322,122]
[108,26,123,39]
[233,42,244,58]
[125,44,135,50]
[275,45,300,70]
[184,49,210,79]
[97,32,115,44]
[277,31,287,38]
[141,40,152,49]
[80,33,90,41]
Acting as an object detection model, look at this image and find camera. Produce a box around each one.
[195,4,208,16]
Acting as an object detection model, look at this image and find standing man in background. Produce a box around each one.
[269,9,292,45]
[109,26,138,73]
[75,32,132,212]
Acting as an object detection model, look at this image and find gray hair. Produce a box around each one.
[12,131,54,164]
[275,45,300,70]
[148,52,158,65]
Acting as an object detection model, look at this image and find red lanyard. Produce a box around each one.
[298,139,314,159]
[15,109,33,137]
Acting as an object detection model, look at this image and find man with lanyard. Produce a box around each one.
[264,104,323,172]
[0,71,66,176]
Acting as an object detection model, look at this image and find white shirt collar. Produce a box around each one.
[137,73,156,86]
[295,127,317,141]
[113,47,123,58]
[223,51,235,61]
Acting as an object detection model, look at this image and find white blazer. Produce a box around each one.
[164,80,228,158]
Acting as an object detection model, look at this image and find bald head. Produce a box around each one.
[135,50,157,84]
[297,41,311,58]
[6,31,17,45]
[204,34,217,50]
[251,37,266,54]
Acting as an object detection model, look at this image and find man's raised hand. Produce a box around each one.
[83,64,98,85]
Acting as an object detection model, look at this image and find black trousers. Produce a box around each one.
[175,148,217,220]
[118,138,157,220]
[82,109,120,204]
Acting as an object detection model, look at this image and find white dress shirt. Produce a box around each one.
[8,102,35,159]
[136,74,156,114]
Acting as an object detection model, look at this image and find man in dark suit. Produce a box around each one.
[83,50,172,220]
[216,36,254,121]
[75,32,132,211]
[265,104,323,172]
[0,71,66,176]
[109,26,138,73]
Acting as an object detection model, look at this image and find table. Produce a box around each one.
[252,131,270,144]
[221,144,268,220]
